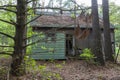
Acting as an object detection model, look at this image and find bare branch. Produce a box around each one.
[25,14,42,25]
[24,38,64,48]
[25,23,74,41]
[27,7,61,11]
[0,5,16,8]
[25,23,75,47]
[26,0,33,4]
[71,0,83,10]
[0,45,14,48]
[24,39,43,47]
[0,32,14,39]
[27,6,91,12]
[10,19,17,25]
[0,8,17,13]
[0,51,13,52]
[0,18,16,26]
[0,52,12,55]
[24,34,39,40]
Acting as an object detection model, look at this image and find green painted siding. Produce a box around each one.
[30,33,66,59]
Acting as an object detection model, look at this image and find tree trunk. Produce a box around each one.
[10,0,27,76]
[91,0,105,65]
[102,0,114,61]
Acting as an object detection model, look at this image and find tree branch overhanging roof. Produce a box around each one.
[30,12,114,29]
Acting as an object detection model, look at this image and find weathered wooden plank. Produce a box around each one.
[31,32,66,59]
[30,54,66,59]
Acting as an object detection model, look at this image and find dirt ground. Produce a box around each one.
[1,58,120,80]
[36,60,120,80]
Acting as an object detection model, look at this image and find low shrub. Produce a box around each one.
[80,48,95,63]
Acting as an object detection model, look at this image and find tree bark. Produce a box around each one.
[102,0,114,61]
[10,0,27,76]
[91,0,105,65]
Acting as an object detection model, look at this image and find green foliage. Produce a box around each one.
[62,61,66,65]
[109,2,120,25]
[0,2,15,52]
[49,58,55,63]
[55,64,63,69]
[112,54,116,60]
[24,56,63,79]
[24,56,37,71]
[0,67,8,80]
[26,47,31,55]
[109,2,120,44]
[80,48,94,61]
[41,71,62,80]
[115,29,120,44]
[71,14,76,19]
[0,54,10,59]
[0,55,11,80]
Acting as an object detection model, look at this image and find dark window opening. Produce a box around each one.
[45,33,56,42]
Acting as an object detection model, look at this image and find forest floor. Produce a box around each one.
[1,56,120,80]
[9,60,120,80]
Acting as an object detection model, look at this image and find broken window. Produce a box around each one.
[45,33,56,42]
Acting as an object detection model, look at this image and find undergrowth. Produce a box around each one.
[24,56,63,80]
[80,48,95,64]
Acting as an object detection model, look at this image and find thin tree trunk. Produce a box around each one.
[10,0,27,76]
[102,0,114,61]
[91,0,105,65]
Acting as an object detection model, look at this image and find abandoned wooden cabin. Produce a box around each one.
[30,13,115,59]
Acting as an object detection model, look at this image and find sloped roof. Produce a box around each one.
[31,13,114,29]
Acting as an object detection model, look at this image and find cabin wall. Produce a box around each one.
[75,30,115,54]
[30,32,66,59]
[75,30,92,50]
[30,28,115,59]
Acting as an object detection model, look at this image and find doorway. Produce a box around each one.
[66,34,75,56]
